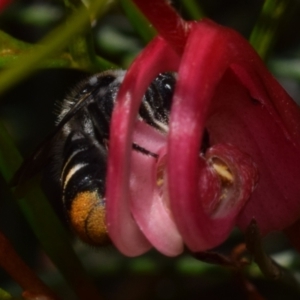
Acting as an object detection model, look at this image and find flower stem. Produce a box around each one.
[0,231,59,299]
[133,0,189,54]
[246,219,300,293]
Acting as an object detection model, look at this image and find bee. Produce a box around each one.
[14,70,176,246]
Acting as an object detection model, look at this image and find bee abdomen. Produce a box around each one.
[69,190,109,246]
[61,131,109,246]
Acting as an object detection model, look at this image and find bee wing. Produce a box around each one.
[12,92,96,187]
[11,132,57,187]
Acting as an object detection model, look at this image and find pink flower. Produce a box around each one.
[105,1,300,257]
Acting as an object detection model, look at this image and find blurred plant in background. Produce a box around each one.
[1,0,300,299]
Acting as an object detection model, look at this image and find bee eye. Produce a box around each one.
[155,73,176,111]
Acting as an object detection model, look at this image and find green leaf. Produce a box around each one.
[0,288,12,300]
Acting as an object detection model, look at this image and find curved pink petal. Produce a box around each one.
[130,147,183,256]
[168,19,300,252]
[106,37,180,256]
[216,70,300,233]
[130,121,183,255]
[168,21,252,251]
[132,120,167,154]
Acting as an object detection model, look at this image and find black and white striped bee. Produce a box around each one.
[14,70,176,246]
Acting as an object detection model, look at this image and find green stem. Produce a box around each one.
[0,0,114,97]
[245,219,300,293]
[0,30,74,69]
[63,0,111,71]
[179,0,205,20]
[119,0,157,44]
[249,0,297,60]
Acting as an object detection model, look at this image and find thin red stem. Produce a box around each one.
[0,0,11,11]
[0,232,59,299]
[133,0,189,54]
